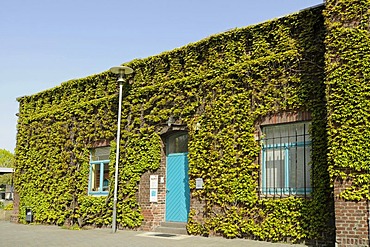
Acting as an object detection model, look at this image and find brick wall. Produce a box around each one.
[258,111,312,126]
[10,191,19,223]
[334,179,369,247]
[138,141,167,231]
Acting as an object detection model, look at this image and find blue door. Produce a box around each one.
[165,133,190,222]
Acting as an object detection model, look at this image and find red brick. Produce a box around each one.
[334,179,369,246]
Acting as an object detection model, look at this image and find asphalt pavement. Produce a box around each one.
[0,221,303,247]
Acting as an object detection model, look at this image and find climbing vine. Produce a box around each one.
[324,0,370,200]
[15,5,333,243]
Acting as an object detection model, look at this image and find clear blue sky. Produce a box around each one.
[0,0,323,153]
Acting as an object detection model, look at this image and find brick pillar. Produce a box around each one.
[10,191,20,223]
[334,179,369,246]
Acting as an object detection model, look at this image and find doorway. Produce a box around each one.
[165,132,190,222]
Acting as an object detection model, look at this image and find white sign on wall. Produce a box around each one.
[196,178,204,189]
[150,175,158,202]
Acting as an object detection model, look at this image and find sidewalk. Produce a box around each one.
[0,221,303,247]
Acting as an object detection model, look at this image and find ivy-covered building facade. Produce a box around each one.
[14,1,370,246]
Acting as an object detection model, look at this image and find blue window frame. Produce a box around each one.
[88,146,110,196]
[261,122,312,196]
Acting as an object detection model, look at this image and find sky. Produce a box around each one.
[0,0,323,153]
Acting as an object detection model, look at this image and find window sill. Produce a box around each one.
[88,191,109,196]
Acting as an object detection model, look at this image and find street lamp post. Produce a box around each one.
[109,65,134,233]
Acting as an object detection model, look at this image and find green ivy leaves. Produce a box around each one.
[325,0,370,200]
[14,4,332,244]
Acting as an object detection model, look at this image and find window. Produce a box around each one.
[167,133,188,154]
[89,146,110,196]
[261,122,312,196]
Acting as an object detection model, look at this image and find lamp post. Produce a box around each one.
[109,65,134,233]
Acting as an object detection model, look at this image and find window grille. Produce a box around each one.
[260,122,312,197]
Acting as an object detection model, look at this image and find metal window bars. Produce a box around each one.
[259,122,312,198]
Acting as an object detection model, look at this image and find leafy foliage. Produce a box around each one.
[4,203,13,211]
[0,149,15,167]
[324,0,370,200]
[0,149,15,185]
[15,5,333,243]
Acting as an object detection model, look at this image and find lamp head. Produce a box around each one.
[110,66,134,82]
[110,66,133,75]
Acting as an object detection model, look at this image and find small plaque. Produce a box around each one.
[150,175,158,189]
[195,178,204,189]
